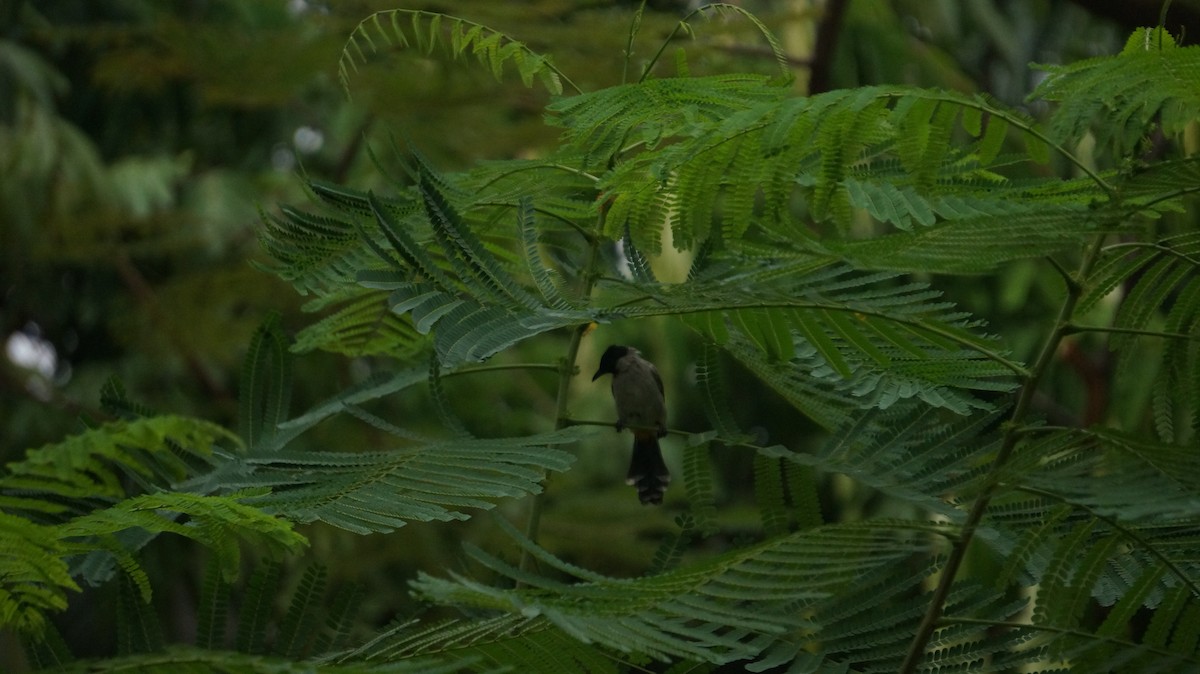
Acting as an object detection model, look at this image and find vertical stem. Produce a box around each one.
[898,240,1105,673]
[519,215,606,573]
[622,0,647,85]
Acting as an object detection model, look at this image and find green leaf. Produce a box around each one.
[1032,28,1200,153]
[412,520,937,666]
[339,10,571,96]
[239,314,292,449]
[239,428,589,533]
[843,179,936,231]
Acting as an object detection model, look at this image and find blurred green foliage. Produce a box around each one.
[4,1,1177,670]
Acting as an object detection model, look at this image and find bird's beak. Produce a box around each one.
[591,369,603,381]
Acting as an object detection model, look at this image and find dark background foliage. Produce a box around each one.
[3,1,1195,670]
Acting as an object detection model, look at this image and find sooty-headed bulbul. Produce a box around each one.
[592,345,670,505]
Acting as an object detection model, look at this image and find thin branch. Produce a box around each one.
[622,1,647,85]
[1018,121,1116,196]
[1012,423,1086,435]
[520,206,607,574]
[898,235,1107,673]
[1065,323,1200,341]
[1130,183,1200,212]
[476,163,601,191]
[474,200,596,242]
[598,286,670,309]
[1102,240,1200,267]
[561,417,691,439]
[333,116,374,184]
[942,616,1195,662]
[1044,254,1078,289]
[443,363,562,378]
[640,8,699,83]
[638,3,789,84]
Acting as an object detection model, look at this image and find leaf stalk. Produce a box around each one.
[898,236,1106,673]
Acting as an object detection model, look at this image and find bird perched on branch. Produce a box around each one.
[592,345,670,505]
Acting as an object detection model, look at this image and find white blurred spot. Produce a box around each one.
[272,145,296,172]
[293,126,324,154]
[6,330,57,379]
[7,327,61,400]
[614,238,633,281]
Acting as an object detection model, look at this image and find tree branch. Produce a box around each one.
[899,235,1107,673]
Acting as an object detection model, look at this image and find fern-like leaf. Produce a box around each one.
[116,571,162,656]
[681,443,719,538]
[235,560,282,655]
[549,74,786,170]
[412,517,940,666]
[753,455,790,537]
[239,314,291,449]
[47,645,475,674]
[1,416,240,516]
[275,565,327,659]
[290,290,430,359]
[341,614,606,673]
[313,582,365,655]
[1081,230,1200,444]
[598,85,1093,255]
[339,9,574,96]
[59,492,305,581]
[237,428,588,533]
[629,261,1020,414]
[99,376,156,420]
[351,162,598,368]
[1032,27,1200,154]
[762,402,1004,520]
[196,555,230,650]
[0,513,77,634]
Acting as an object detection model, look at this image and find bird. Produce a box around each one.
[592,345,670,505]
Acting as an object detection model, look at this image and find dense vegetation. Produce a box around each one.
[4,2,1200,672]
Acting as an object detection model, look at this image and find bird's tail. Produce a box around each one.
[627,434,670,505]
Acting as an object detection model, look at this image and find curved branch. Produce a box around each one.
[1102,240,1200,268]
[899,235,1107,673]
[1065,324,1200,341]
[944,616,1197,663]
[639,3,792,84]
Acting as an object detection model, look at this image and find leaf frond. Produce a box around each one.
[236,428,589,533]
[338,9,576,97]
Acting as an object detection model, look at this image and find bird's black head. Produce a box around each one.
[592,345,631,381]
